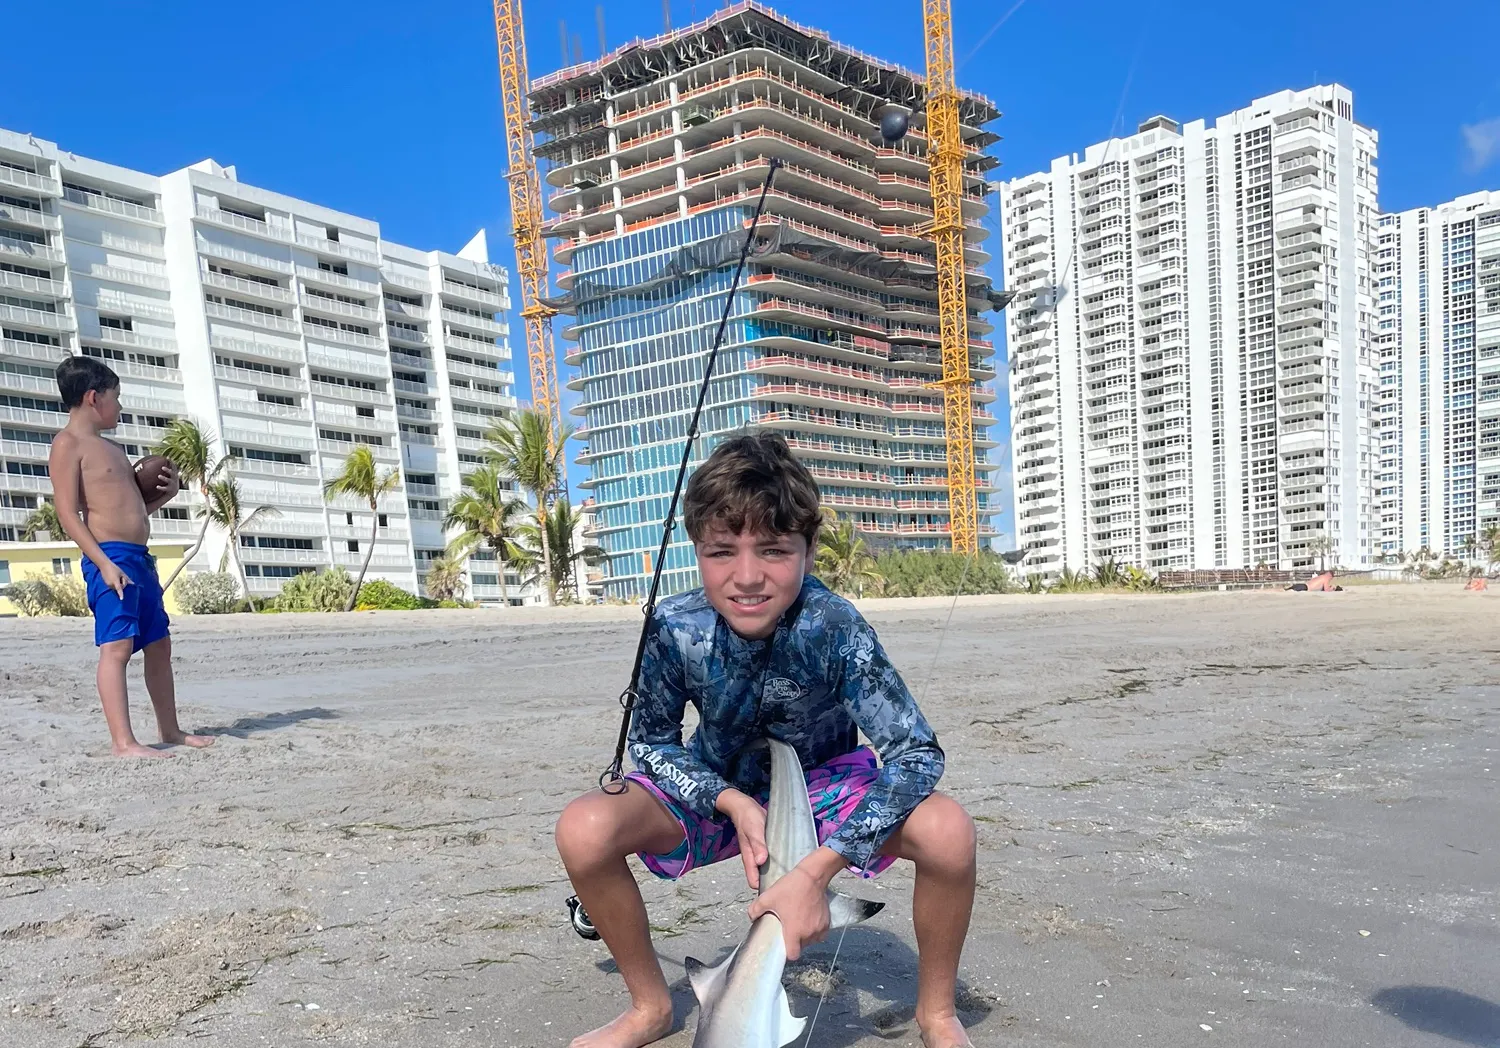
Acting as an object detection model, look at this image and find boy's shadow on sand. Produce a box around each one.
[196,707,339,739]
[599,925,998,1046]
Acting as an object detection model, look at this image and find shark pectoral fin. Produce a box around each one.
[827,890,885,930]
[775,984,808,1047]
[684,947,737,1007]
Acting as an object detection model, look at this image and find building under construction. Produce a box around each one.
[529,2,1005,598]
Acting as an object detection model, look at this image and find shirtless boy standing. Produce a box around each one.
[47,355,213,758]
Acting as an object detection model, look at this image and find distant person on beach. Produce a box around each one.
[554,432,979,1048]
[47,356,213,759]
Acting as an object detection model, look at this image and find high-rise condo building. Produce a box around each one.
[1375,191,1500,559]
[529,2,1008,599]
[0,127,528,604]
[1001,85,1379,576]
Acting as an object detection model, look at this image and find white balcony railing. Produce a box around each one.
[298,265,380,294]
[0,237,64,265]
[0,302,73,331]
[196,238,293,274]
[300,294,379,322]
[0,165,60,195]
[63,187,162,224]
[203,270,294,303]
[74,263,171,291]
[196,206,294,242]
[296,233,380,265]
[0,269,67,298]
[205,301,298,333]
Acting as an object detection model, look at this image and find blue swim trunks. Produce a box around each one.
[81,542,170,652]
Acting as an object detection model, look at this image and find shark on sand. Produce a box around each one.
[684,737,884,1047]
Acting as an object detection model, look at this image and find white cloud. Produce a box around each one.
[1461,117,1500,173]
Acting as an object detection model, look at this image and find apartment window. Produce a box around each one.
[52,558,70,576]
[378,514,388,528]
[345,513,354,525]
[257,392,295,406]
[347,540,359,553]
[356,406,374,418]
[0,560,9,591]
[317,261,349,276]
[98,315,133,332]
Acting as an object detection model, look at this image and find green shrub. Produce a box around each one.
[9,574,90,617]
[7,578,54,616]
[872,550,1017,598]
[272,566,354,612]
[174,571,241,615]
[47,574,89,617]
[354,579,429,611]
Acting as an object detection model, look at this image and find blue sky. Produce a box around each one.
[5,0,1497,541]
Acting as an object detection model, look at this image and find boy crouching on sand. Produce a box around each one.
[555,432,978,1048]
[47,356,213,758]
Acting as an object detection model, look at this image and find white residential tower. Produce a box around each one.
[0,128,527,604]
[1000,85,1379,576]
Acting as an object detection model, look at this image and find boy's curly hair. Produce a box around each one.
[683,431,823,547]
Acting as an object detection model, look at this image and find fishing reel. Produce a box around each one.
[566,894,600,940]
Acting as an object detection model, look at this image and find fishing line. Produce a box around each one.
[598,156,784,795]
[802,551,976,1046]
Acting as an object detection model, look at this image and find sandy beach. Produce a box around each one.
[1,585,1496,1047]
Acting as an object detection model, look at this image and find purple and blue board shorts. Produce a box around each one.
[81,541,170,653]
[625,745,899,881]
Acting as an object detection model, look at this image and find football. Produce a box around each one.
[134,455,180,502]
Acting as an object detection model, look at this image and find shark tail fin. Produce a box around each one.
[775,984,807,1046]
[827,890,885,930]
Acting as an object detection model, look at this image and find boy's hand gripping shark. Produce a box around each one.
[684,738,884,1047]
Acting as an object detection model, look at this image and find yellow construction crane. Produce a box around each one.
[492,0,562,453]
[922,0,979,555]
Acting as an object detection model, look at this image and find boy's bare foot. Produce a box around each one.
[918,1014,975,1048]
[112,742,171,759]
[163,732,215,748]
[569,1002,674,1048]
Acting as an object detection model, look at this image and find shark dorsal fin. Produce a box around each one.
[775,984,807,1047]
[684,947,737,1007]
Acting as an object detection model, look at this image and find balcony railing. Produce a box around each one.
[0,302,73,331]
[198,239,293,274]
[0,204,61,233]
[0,236,64,265]
[63,187,161,224]
[204,270,294,302]
[0,166,60,195]
[0,269,67,298]
[297,234,380,265]
[74,263,171,291]
[197,206,294,242]
[205,301,298,333]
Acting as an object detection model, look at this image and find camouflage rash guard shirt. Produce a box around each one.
[627,574,945,868]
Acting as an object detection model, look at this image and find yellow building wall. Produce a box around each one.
[0,542,189,617]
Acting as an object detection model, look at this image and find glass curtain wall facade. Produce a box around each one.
[532,4,1005,600]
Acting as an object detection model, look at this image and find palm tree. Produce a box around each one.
[20,500,60,541]
[323,445,402,612]
[511,500,605,602]
[443,464,530,606]
[1091,556,1126,589]
[483,409,572,605]
[155,417,232,589]
[1050,566,1096,593]
[815,514,884,597]
[1306,533,1335,572]
[202,476,279,596]
[1460,531,1479,567]
[422,555,467,603]
[1483,523,1500,569]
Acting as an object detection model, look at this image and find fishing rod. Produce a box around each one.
[566,157,784,940]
